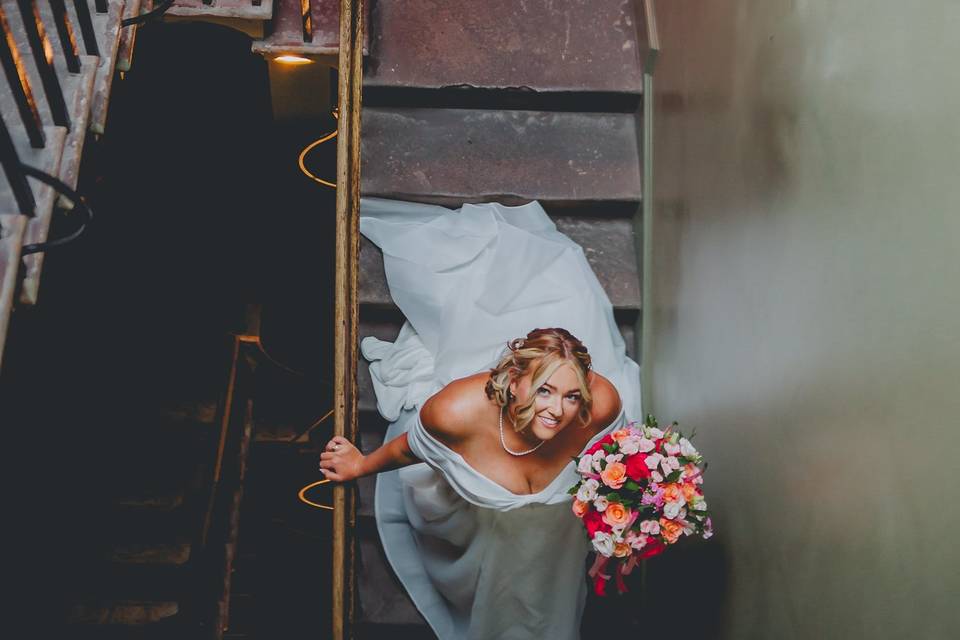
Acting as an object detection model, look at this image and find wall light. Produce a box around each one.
[274,54,314,65]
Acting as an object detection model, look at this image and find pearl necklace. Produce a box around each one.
[499,407,545,456]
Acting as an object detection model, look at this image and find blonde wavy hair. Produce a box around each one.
[485,328,594,432]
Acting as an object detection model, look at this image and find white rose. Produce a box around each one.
[591,450,606,472]
[646,427,664,439]
[661,456,681,474]
[651,471,664,483]
[605,453,623,465]
[593,495,609,512]
[637,437,656,453]
[577,456,595,475]
[639,519,660,535]
[591,532,615,558]
[645,453,664,470]
[618,436,641,455]
[692,498,708,512]
[577,478,599,502]
[663,442,681,456]
[680,437,699,458]
[663,499,685,519]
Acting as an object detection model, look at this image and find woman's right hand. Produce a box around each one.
[319,436,365,482]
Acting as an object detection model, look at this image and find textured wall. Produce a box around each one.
[645,1,960,637]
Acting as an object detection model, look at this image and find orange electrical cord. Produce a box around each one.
[298,109,339,188]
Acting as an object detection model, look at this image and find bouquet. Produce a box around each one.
[569,415,712,595]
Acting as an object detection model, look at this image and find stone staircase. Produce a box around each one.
[1,0,135,368]
[61,403,219,638]
[355,1,646,636]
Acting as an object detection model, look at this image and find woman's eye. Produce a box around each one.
[566,395,581,402]
[537,387,550,396]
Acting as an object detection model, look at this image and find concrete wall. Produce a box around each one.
[645,1,960,637]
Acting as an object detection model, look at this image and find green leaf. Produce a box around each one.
[606,492,622,503]
[602,444,616,454]
[665,470,681,483]
[567,485,579,496]
[624,480,640,493]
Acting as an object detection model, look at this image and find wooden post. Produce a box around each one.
[332,0,363,638]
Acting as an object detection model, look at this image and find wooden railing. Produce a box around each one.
[331,0,363,637]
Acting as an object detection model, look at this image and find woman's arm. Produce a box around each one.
[319,432,420,482]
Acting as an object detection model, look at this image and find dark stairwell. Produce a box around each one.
[2,20,339,639]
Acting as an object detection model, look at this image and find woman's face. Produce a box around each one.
[510,361,584,441]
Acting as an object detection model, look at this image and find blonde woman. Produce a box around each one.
[322,198,642,639]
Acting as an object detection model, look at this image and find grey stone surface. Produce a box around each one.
[361,107,641,210]
[358,535,426,626]
[87,0,123,135]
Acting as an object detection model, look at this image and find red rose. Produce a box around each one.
[585,434,615,456]
[625,454,651,481]
[638,538,666,559]
[584,510,611,537]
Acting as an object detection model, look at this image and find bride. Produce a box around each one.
[320,198,641,639]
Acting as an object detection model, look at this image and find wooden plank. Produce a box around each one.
[332,0,363,637]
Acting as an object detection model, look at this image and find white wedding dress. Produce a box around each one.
[360,198,642,639]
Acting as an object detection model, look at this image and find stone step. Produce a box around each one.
[166,0,273,20]
[0,125,67,310]
[116,0,142,71]
[359,214,640,312]
[356,623,437,640]
[358,533,426,627]
[363,0,642,112]
[0,214,26,368]
[360,107,641,215]
[66,600,181,626]
[82,0,124,134]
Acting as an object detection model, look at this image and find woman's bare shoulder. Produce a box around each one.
[419,372,491,445]
[589,372,623,430]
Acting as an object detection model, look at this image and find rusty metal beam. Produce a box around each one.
[332,0,363,637]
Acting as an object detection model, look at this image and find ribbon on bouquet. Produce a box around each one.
[589,552,643,596]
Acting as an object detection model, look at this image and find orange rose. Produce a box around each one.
[611,429,632,443]
[572,499,590,518]
[600,462,627,489]
[662,483,683,503]
[660,518,683,544]
[613,541,632,558]
[682,482,699,503]
[602,502,632,528]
